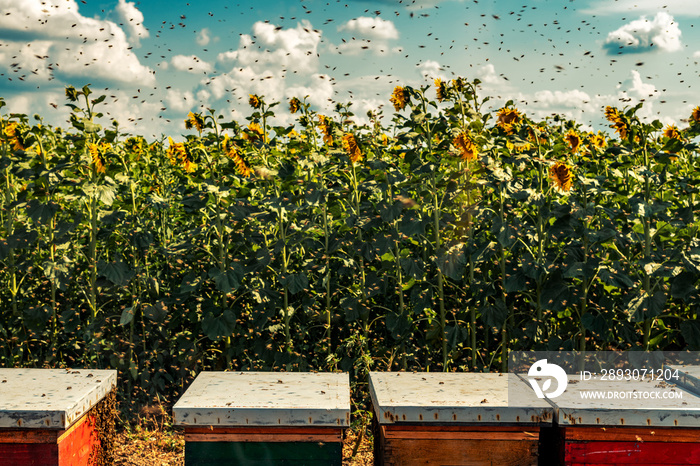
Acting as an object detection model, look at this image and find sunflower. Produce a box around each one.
[604,106,628,140]
[184,112,205,133]
[166,137,195,172]
[604,106,619,122]
[496,107,521,134]
[244,122,264,142]
[87,142,110,173]
[125,136,145,157]
[223,135,252,177]
[318,115,333,145]
[564,129,581,153]
[691,106,700,123]
[663,124,681,140]
[435,78,447,102]
[341,133,362,163]
[452,133,478,162]
[506,140,532,153]
[587,132,606,150]
[288,97,301,114]
[611,120,628,140]
[550,162,573,192]
[4,122,25,151]
[390,86,409,111]
[65,86,79,102]
[248,94,261,109]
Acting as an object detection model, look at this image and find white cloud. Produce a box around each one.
[95,89,163,135]
[603,12,681,54]
[0,0,154,85]
[335,17,399,56]
[164,88,197,113]
[583,0,699,17]
[417,60,447,81]
[218,21,321,75]
[171,55,213,74]
[196,28,211,46]
[339,17,399,40]
[335,39,397,56]
[693,51,700,59]
[114,0,149,48]
[617,69,658,101]
[287,74,335,112]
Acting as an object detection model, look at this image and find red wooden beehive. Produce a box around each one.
[0,368,116,466]
[369,372,553,466]
[548,374,700,466]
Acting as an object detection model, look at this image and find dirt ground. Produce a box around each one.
[112,423,373,465]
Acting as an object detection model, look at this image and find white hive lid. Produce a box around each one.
[369,372,552,425]
[0,368,117,429]
[667,364,700,395]
[542,375,700,427]
[173,371,350,427]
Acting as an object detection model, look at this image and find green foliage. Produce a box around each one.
[1,82,700,413]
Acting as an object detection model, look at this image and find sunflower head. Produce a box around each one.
[223,134,253,177]
[4,121,28,151]
[435,78,447,102]
[452,133,478,162]
[587,132,606,150]
[249,94,262,109]
[612,120,628,140]
[604,106,620,123]
[318,115,333,145]
[390,86,409,111]
[289,97,301,114]
[691,106,700,123]
[564,129,582,153]
[243,121,264,142]
[166,136,194,172]
[125,136,145,156]
[4,121,16,136]
[185,112,205,133]
[663,124,681,140]
[550,162,573,192]
[496,107,521,134]
[65,86,80,102]
[88,142,110,173]
[341,133,362,163]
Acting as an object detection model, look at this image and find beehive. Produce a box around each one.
[369,372,553,466]
[173,371,350,465]
[0,368,117,466]
[547,375,700,465]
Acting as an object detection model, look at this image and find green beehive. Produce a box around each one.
[173,371,350,466]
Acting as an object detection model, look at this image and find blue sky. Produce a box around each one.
[0,0,698,138]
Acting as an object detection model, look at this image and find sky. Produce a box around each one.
[0,0,698,139]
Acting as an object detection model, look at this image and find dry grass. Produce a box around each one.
[112,406,372,466]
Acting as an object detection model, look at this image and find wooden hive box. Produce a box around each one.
[173,371,350,466]
[0,368,117,466]
[369,372,553,466]
[547,374,700,465]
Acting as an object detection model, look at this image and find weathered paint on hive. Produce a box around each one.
[542,375,700,427]
[368,372,552,425]
[173,372,350,427]
[668,364,700,396]
[0,369,117,429]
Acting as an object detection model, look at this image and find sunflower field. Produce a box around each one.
[1,80,700,411]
